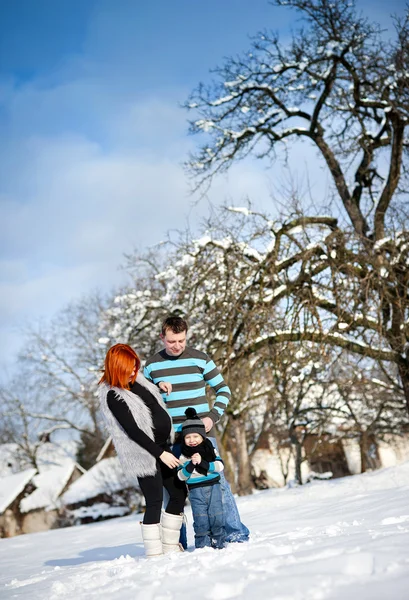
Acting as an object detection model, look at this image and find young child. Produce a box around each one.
[177,408,226,549]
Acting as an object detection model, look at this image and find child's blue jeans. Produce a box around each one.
[189,483,225,549]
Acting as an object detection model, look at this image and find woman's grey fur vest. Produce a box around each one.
[99,372,175,478]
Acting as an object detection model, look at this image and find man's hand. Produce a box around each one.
[191,453,202,465]
[159,451,180,469]
[201,417,213,433]
[158,381,172,395]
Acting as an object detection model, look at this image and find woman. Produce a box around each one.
[99,343,187,557]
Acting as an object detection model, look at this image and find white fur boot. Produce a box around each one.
[161,511,184,554]
[140,522,163,558]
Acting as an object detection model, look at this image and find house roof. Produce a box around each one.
[0,469,37,514]
[19,442,86,513]
[0,441,86,514]
[62,457,137,505]
[20,461,79,513]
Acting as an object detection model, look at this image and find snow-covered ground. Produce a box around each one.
[1,462,409,600]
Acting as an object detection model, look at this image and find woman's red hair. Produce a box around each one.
[99,343,140,389]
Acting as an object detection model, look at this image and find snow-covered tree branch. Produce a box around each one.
[185,0,408,242]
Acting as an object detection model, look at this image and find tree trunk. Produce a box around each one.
[359,430,369,473]
[295,440,303,485]
[215,429,237,494]
[231,416,253,495]
[398,361,409,416]
[290,433,303,485]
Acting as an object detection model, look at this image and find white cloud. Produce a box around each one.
[0,93,277,373]
[1,96,331,366]
[0,35,329,377]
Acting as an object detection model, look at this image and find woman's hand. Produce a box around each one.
[158,381,172,395]
[159,450,180,469]
[191,453,202,465]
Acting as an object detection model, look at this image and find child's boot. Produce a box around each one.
[140,522,163,557]
[161,511,184,554]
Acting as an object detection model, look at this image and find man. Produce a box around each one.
[144,315,249,544]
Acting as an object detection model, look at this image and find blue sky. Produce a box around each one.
[0,0,406,377]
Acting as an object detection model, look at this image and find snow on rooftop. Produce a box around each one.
[0,442,85,514]
[62,458,137,506]
[0,468,36,514]
[20,462,76,513]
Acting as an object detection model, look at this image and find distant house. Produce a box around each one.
[61,456,143,525]
[0,469,37,537]
[19,460,84,534]
[342,433,409,475]
[0,441,85,537]
[304,433,351,478]
[0,438,142,535]
[251,430,409,487]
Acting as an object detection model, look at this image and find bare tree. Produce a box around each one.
[184,0,409,411]
[0,377,79,470]
[252,343,346,484]
[186,0,408,239]
[99,250,172,360]
[332,356,407,472]
[17,292,109,465]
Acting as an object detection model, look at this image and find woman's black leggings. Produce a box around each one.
[138,460,187,524]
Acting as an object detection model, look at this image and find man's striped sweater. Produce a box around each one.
[143,346,231,434]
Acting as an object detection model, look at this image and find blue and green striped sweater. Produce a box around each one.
[143,346,231,433]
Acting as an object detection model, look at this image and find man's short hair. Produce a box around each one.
[161,315,188,336]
